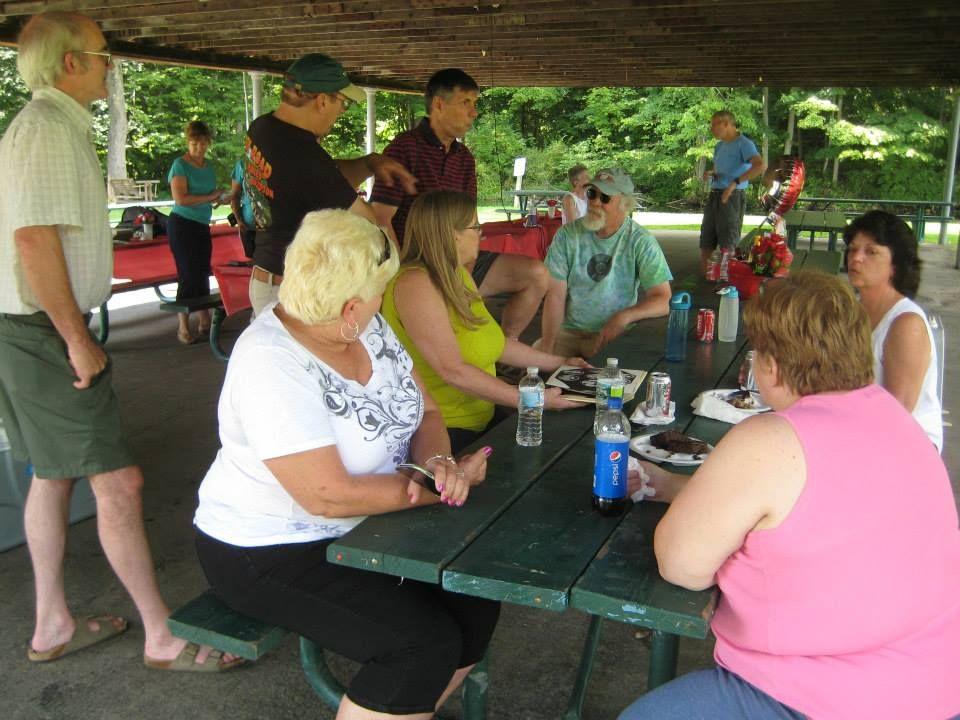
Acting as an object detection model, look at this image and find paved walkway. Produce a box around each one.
[1,233,956,720]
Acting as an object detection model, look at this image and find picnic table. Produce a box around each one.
[797,196,954,243]
[782,209,848,251]
[479,216,563,260]
[328,271,759,719]
[98,224,247,347]
[509,189,567,213]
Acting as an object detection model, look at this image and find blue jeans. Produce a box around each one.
[618,667,806,720]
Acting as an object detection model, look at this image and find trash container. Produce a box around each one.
[0,419,97,552]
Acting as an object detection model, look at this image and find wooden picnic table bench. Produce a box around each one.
[797,196,955,244]
[97,225,249,360]
[792,248,844,274]
[167,587,489,713]
[783,209,848,251]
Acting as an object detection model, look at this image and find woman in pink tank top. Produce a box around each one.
[619,272,960,720]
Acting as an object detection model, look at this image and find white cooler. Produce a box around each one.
[0,420,97,552]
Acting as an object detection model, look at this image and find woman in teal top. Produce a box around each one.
[166,120,226,344]
[382,190,587,452]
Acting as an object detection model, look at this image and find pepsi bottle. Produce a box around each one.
[592,386,630,517]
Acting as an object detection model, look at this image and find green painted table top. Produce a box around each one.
[329,270,745,634]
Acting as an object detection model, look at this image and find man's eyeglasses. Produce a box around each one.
[335,92,354,110]
[82,50,113,66]
[378,228,393,265]
[586,187,613,204]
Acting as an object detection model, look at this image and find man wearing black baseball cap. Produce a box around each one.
[243,53,416,314]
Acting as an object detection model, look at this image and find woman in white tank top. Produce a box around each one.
[845,210,942,451]
[561,163,590,224]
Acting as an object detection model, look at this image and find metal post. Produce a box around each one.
[940,92,959,248]
[562,616,604,720]
[299,637,345,710]
[462,652,489,720]
[647,630,680,690]
[365,87,377,198]
[762,87,769,167]
[249,71,264,120]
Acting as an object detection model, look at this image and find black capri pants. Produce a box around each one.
[195,530,500,715]
[167,212,212,301]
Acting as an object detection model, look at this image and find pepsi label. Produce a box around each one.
[593,435,629,500]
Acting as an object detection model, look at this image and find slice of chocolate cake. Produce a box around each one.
[650,430,710,455]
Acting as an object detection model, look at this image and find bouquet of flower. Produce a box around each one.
[546,198,558,218]
[748,232,792,277]
[135,210,156,226]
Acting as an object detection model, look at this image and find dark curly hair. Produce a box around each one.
[843,210,921,298]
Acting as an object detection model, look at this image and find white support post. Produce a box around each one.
[250,71,264,120]
[940,92,959,251]
[365,87,377,198]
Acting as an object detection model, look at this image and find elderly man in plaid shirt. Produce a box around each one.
[0,12,238,672]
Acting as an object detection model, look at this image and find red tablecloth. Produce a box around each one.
[211,264,253,316]
[479,216,562,260]
[112,225,246,290]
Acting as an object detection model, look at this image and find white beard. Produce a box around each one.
[581,208,606,232]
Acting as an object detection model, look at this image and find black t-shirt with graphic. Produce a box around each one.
[244,113,358,275]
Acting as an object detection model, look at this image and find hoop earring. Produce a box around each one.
[339,320,360,343]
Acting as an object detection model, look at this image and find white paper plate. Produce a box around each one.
[709,389,771,414]
[629,433,714,466]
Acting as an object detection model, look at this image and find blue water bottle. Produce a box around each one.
[665,291,691,362]
[593,386,630,517]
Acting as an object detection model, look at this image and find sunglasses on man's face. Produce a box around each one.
[586,186,613,204]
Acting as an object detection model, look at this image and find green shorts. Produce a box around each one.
[0,312,134,480]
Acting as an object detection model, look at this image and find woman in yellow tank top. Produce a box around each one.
[382,190,588,452]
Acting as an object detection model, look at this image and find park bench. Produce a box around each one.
[793,248,844,273]
[167,590,345,709]
[157,294,230,361]
[109,178,160,203]
[168,589,489,714]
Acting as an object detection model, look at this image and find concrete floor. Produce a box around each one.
[1,233,958,720]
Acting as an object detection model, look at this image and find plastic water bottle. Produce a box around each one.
[719,248,732,282]
[718,286,739,342]
[594,358,624,431]
[516,367,545,447]
[665,291,691,362]
[593,387,630,517]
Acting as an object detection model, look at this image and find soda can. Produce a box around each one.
[644,372,672,417]
[697,309,715,342]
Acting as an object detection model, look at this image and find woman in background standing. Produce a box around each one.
[561,164,590,225]
[167,120,227,344]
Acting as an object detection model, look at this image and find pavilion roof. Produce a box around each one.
[1,1,958,89]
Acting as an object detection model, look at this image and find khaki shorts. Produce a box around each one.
[533,327,598,358]
[0,312,134,479]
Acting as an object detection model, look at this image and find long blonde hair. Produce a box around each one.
[402,190,485,329]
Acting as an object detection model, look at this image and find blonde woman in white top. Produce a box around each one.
[845,210,942,451]
[561,163,590,224]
